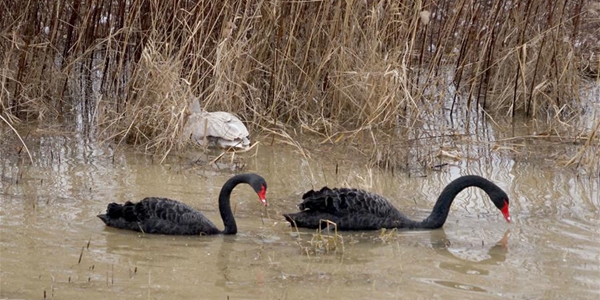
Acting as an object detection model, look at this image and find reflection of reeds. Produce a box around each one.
[564,118,600,173]
[1,0,597,168]
[0,115,33,163]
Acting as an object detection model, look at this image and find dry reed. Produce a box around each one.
[291,220,346,255]
[1,0,597,170]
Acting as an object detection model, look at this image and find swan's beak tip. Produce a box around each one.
[260,198,268,206]
[500,201,510,223]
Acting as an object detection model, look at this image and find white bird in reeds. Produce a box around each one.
[182,100,251,150]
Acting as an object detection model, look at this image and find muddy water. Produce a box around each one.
[1,126,599,299]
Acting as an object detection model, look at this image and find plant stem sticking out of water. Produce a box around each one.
[77,246,84,264]
[309,220,345,254]
[375,228,398,244]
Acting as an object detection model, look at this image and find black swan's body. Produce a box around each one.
[98,173,267,235]
[283,175,510,231]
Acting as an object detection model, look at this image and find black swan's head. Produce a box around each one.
[489,187,510,223]
[248,175,268,206]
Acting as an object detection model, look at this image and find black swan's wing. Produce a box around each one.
[98,197,221,235]
[284,187,411,230]
[300,187,402,217]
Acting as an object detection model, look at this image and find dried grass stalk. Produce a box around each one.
[0,0,597,169]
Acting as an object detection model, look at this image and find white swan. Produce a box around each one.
[183,100,251,150]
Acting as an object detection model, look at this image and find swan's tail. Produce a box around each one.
[283,213,295,224]
[108,202,125,216]
[283,211,338,230]
[97,202,131,224]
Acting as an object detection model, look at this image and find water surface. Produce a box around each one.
[0,123,598,299]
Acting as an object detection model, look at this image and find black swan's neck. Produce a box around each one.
[219,174,255,234]
[414,175,503,229]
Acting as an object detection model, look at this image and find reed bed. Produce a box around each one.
[1,0,598,169]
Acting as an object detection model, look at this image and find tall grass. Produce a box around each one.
[1,0,597,167]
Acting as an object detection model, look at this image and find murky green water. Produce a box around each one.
[1,122,598,299]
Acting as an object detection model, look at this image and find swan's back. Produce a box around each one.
[299,187,399,215]
[98,197,220,235]
[202,111,249,140]
[284,187,410,230]
[183,110,250,149]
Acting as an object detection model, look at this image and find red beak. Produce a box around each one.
[259,197,267,206]
[501,200,510,223]
[258,186,268,206]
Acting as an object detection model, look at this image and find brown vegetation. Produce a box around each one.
[1,0,598,170]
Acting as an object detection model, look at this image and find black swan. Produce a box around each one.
[97,173,267,235]
[283,175,510,231]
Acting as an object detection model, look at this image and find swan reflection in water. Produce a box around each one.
[431,229,510,275]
